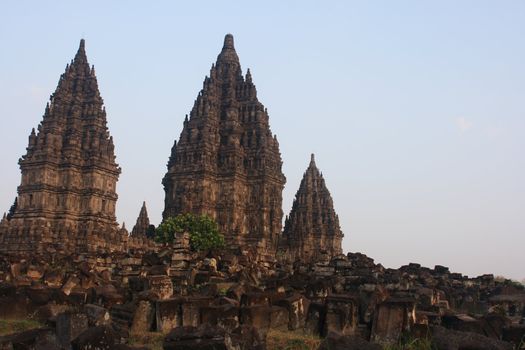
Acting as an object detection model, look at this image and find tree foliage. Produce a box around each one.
[155,213,225,251]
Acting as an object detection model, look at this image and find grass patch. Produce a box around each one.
[383,337,434,350]
[267,329,321,350]
[0,318,43,336]
[128,331,165,350]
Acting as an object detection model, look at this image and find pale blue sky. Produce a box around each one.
[1,1,524,280]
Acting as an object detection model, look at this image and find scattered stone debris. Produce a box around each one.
[0,250,523,349]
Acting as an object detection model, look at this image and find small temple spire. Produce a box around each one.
[280,154,343,262]
[131,201,150,237]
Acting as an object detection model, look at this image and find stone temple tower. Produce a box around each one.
[163,34,286,260]
[131,201,150,237]
[280,154,343,263]
[0,40,122,253]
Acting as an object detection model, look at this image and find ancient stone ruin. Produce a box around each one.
[131,202,151,238]
[0,40,125,254]
[0,35,523,350]
[162,34,286,262]
[279,154,343,264]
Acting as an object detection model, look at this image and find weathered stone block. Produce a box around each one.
[0,328,60,350]
[26,265,45,280]
[230,325,266,350]
[44,270,64,287]
[502,325,525,347]
[370,298,415,345]
[182,297,213,327]
[27,286,55,305]
[240,305,271,334]
[156,299,182,333]
[304,302,324,335]
[269,306,289,331]
[84,303,110,326]
[56,312,89,350]
[163,325,230,350]
[240,292,271,306]
[146,275,173,300]
[323,294,358,336]
[276,294,310,330]
[128,276,148,292]
[200,304,240,332]
[61,277,79,296]
[147,265,169,276]
[131,300,155,334]
[34,302,71,322]
[431,325,513,350]
[71,325,118,350]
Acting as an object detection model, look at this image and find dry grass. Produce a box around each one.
[0,318,43,336]
[383,337,434,350]
[266,329,322,350]
[128,331,165,350]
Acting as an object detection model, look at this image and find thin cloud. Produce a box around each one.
[456,117,473,133]
[486,125,505,140]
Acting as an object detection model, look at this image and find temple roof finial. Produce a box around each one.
[76,39,86,57]
[223,34,235,50]
[72,38,89,71]
[310,153,316,166]
[217,34,239,65]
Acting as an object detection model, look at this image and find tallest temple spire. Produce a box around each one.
[163,34,285,261]
[0,39,122,254]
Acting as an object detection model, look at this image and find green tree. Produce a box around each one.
[155,213,225,251]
